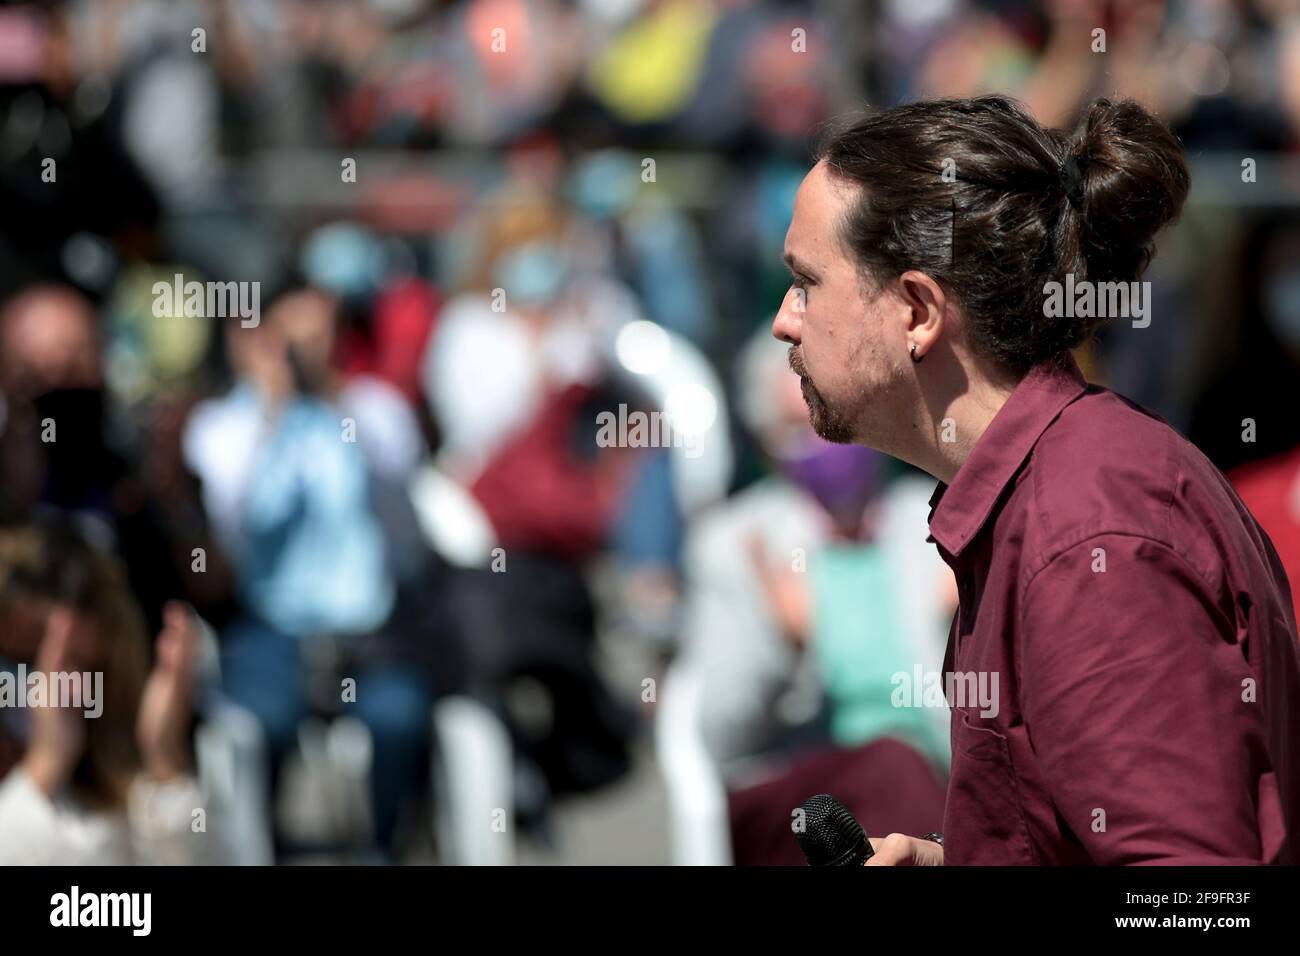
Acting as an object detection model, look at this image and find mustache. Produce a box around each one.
[788,347,808,379]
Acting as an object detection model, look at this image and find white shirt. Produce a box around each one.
[0,767,208,865]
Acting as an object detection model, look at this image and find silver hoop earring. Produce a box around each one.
[910,343,923,364]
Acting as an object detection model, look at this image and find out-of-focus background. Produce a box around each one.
[0,0,1298,865]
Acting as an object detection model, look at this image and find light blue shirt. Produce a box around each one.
[233,388,393,636]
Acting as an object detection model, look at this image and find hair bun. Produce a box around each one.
[1064,98,1190,283]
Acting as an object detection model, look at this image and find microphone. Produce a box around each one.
[794,793,875,866]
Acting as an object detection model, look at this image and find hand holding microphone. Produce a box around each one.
[795,794,944,866]
[865,832,944,866]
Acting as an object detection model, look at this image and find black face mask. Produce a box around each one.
[30,388,114,504]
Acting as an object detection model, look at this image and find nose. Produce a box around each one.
[771,288,802,345]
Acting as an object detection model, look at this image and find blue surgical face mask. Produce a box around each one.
[301,224,385,301]
[493,241,570,309]
[1264,270,1300,352]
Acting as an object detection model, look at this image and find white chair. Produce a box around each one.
[654,659,733,865]
[430,696,516,865]
[194,699,275,865]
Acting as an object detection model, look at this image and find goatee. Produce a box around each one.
[788,347,856,444]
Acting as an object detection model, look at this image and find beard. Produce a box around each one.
[788,347,858,444]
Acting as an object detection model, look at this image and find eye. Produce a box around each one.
[791,273,812,291]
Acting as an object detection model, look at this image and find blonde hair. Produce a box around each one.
[465,190,572,293]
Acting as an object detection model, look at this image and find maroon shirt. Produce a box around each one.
[928,353,1300,864]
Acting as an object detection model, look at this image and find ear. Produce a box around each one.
[897,270,947,362]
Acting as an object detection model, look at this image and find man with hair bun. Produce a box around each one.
[773,95,1300,865]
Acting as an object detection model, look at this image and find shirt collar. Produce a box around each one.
[926,352,1088,557]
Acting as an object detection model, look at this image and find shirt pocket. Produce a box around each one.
[948,708,1037,864]
[955,708,1010,760]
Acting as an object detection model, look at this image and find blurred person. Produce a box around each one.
[185,285,403,638]
[772,95,1299,865]
[0,517,206,865]
[676,330,953,864]
[437,0,587,146]
[740,345,955,773]
[182,285,431,858]
[0,284,192,635]
[567,151,713,347]
[296,223,441,592]
[584,0,718,130]
[737,5,835,148]
[66,0,286,288]
[427,191,607,478]
[0,1,161,302]
[93,262,243,628]
[102,263,218,406]
[568,0,834,153]
[69,0,224,207]
[420,191,664,831]
[677,330,829,766]
[426,187,674,566]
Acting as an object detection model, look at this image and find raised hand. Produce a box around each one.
[135,602,199,783]
[22,608,89,797]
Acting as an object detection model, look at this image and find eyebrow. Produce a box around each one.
[783,251,818,279]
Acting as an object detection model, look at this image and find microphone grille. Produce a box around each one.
[796,793,869,866]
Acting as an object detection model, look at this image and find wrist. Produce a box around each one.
[142,749,191,783]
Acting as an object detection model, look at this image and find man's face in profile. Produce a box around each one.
[772,161,904,448]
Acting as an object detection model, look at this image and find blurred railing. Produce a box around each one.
[240,150,1300,212]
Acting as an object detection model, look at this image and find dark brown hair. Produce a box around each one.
[816,95,1190,374]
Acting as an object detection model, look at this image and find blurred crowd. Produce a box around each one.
[1,0,1299,864]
